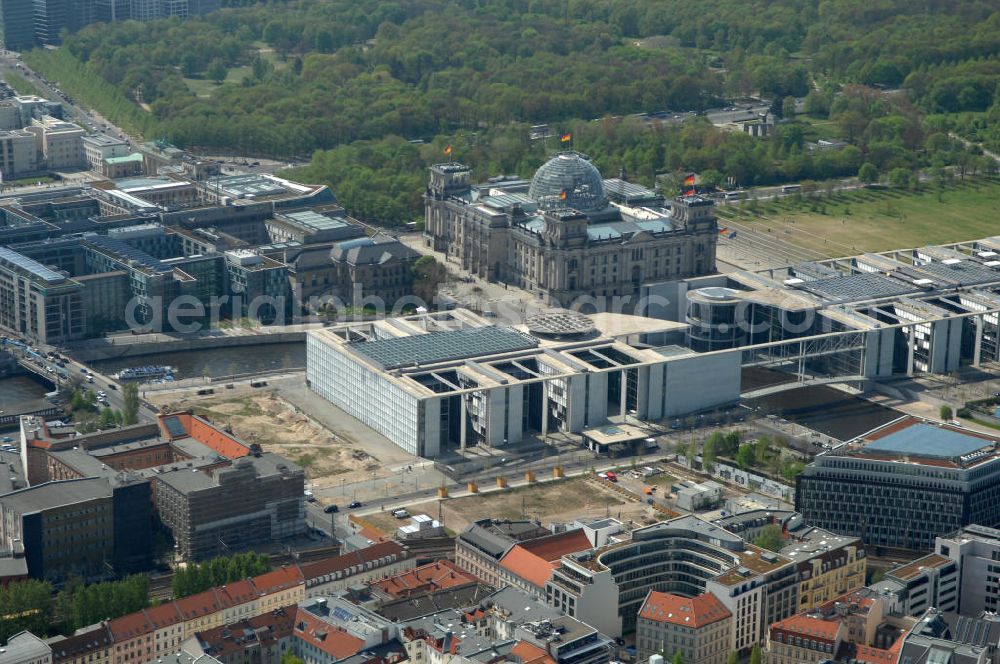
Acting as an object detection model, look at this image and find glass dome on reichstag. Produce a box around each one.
[528,151,607,212]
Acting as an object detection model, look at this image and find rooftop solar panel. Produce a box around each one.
[85,234,172,274]
[350,326,538,369]
[911,260,1000,286]
[796,272,916,302]
[0,245,66,283]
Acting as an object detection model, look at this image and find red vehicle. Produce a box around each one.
[605,471,617,482]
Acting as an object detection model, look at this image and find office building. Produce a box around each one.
[635,591,732,664]
[0,128,41,178]
[154,453,306,561]
[0,476,152,581]
[27,116,85,169]
[0,0,35,51]
[899,609,1000,664]
[0,246,85,344]
[796,417,1000,551]
[544,515,799,645]
[868,553,959,617]
[936,524,1000,615]
[425,153,718,306]
[82,134,131,172]
[306,309,736,458]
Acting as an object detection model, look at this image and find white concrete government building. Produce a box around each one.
[306,309,739,458]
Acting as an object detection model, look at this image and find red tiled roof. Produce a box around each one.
[174,588,224,621]
[499,529,592,589]
[639,591,732,628]
[215,579,257,608]
[300,541,406,581]
[195,606,296,659]
[770,614,842,645]
[294,608,365,659]
[371,560,478,598]
[251,566,304,595]
[109,601,182,641]
[511,641,557,664]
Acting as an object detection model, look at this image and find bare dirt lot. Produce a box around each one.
[148,388,396,488]
[367,477,663,535]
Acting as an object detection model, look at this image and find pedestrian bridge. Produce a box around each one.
[740,374,868,400]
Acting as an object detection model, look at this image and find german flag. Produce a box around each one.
[559,189,568,200]
[560,132,572,143]
[443,145,453,156]
[684,188,696,196]
[683,174,696,187]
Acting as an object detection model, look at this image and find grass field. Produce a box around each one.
[183,45,286,98]
[717,177,1000,257]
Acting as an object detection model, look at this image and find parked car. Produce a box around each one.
[392,509,410,519]
[605,471,618,482]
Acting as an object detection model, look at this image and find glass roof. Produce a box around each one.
[351,326,538,369]
[528,152,607,212]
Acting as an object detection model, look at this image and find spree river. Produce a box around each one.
[0,374,50,407]
[90,342,306,380]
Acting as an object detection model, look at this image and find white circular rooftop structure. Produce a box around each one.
[528,151,607,212]
[526,311,596,339]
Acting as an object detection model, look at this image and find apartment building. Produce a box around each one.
[454,519,549,587]
[635,591,732,664]
[869,553,959,617]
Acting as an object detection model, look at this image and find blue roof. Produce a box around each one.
[866,423,991,459]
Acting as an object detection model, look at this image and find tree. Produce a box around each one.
[781,95,797,119]
[940,404,953,421]
[672,651,683,664]
[750,644,762,664]
[180,52,199,78]
[282,655,306,664]
[699,169,725,191]
[736,443,755,470]
[411,256,448,306]
[123,383,139,425]
[207,58,227,84]
[753,524,785,552]
[702,435,717,472]
[0,579,54,642]
[858,162,879,184]
[722,431,741,456]
[172,552,271,598]
[728,652,739,664]
[888,167,913,189]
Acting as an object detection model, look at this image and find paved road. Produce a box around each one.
[0,51,138,150]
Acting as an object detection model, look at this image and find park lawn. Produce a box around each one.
[723,177,1000,257]
[797,116,842,143]
[182,48,281,98]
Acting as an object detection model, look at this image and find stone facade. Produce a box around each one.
[424,153,717,307]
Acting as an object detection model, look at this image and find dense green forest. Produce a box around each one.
[24,0,1000,223]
